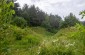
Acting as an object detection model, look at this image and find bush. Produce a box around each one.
[11,16,27,28]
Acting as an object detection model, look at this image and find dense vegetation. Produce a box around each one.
[0,0,85,55]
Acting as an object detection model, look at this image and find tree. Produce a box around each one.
[49,14,62,28]
[28,5,38,26]
[41,14,51,28]
[14,2,20,16]
[42,14,62,33]
[0,0,15,24]
[27,5,46,26]
[21,4,29,24]
[7,0,20,16]
[80,10,85,18]
[60,13,80,28]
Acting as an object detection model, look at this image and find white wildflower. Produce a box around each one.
[52,39,58,43]
[73,42,75,44]
[39,46,41,49]
[65,42,75,47]
[53,40,56,43]
[37,46,41,55]
[37,51,40,54]
[9,26,10,28]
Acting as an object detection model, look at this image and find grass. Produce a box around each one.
[0,24,85,55]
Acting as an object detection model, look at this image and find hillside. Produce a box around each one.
[0,24,54,55]
[0,24,85,55]
[0,0,85,55]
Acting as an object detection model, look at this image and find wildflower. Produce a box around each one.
[37,46,41,55]
[52,39,58,43]
[65,42,75,47]
[37,51,40,55]
[39,46,41,49]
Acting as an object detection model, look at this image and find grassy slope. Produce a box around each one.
[0,25,53,55]
[38,26,85,55]
[0,24,85,55]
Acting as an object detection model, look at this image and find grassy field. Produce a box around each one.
[0,24,85,55]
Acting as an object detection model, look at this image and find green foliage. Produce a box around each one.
[0,0,15,24]
[38,24,85,55]
[74,24,85,46]
[21,4,46,26]
[39,45,74,55]
[21,4,29,23]
[59,20,66,28]
[65,13,79,26]
[60,13,80,28]
[0,0,85,55]
[0,23,85,55]
[49,14,62,28]
[42,14,62,33]
[80,10,85,18]
[11,16,27,28]
[26,35,41,46]
[14,31,23,40]
[0,1,15,54]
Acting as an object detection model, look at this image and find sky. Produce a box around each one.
[16,0,85,21]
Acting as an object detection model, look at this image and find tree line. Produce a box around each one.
[6,0,81,33]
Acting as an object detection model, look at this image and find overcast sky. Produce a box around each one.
[16,0,85,21]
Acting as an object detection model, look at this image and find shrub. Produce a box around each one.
[11,16,27,28]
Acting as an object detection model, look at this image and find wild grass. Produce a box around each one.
[0,24,85,55]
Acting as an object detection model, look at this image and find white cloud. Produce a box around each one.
[17,0,85,21]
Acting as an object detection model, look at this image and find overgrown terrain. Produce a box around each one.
[0,0,85,55]
[0,24,85,55]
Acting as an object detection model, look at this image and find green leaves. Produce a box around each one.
[0,0,15,24]
[80,10,85,18]
[8,2,14,7]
